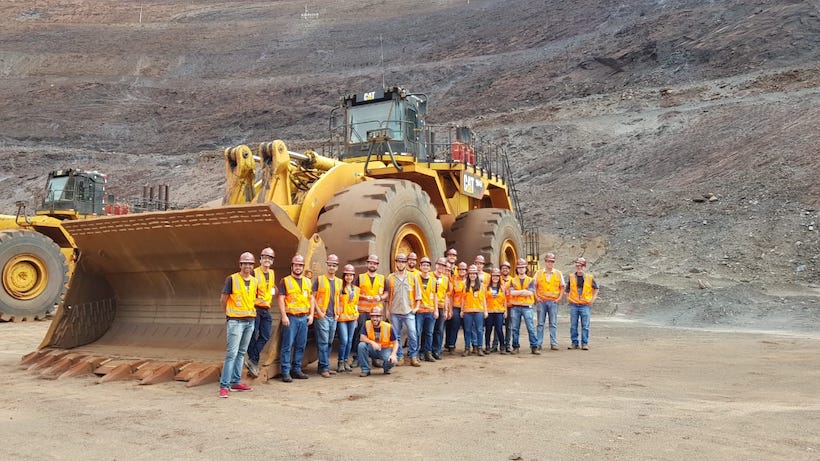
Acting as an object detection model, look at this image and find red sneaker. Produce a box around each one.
[230,383,253,392]
[218,388,229,398]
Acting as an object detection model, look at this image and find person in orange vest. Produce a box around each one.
[247,247,276,378]
[534,253,565,351]
[313,254,342,378]
[508,258,540,355]
[415,257,438,362]
[490,260,513,353]
[431,257,451,360]
[484,268,508,354]
[357,307,398,377]
[336,264,359,373]
[474,254,489,285]
[218,252,258,398]
[352,254,385,367]
[461,264,488,356]
[566,257,599,350]
[446,261,468,353]
[445,248,458,275]
[277,254,316,382]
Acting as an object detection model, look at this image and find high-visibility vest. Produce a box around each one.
[387,272,419,306]
[337,285,360,322]
[315,275,342,312]
[418,275,437,312]
[435,274,450,308]
[451,276,466,307]
[485,284,507,313]
[568,273,595,305]
[534,269,563,302]
[463,284,486,313]
[283,275,311,315]
[365,320,393,349]
[358,273,385,313]
[225,273,258,318]
[508,275,535,306]
[254,267,275,308]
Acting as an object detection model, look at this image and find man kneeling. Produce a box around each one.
[357,307,399,377]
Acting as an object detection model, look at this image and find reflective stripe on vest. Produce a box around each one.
[226,273,258,318]
[508,276,535,306]
[338,286,360,322]
[435,275,450,307]
[365,320,393,349]
[485,285,507,313]
[254,267,276,308]
[535,269,563,302]
[358,273,385,313]
[568,273,595,305]
[283,275,311,315]
[316,275,342,310]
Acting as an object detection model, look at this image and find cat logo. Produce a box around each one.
[461,171,485,199]
[363,92,376,101]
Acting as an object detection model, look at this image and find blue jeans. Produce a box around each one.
[569,304,591,345]
[280,314,309,376]
[462,312,485,348]
[484,312,505,349]
[315,316,337,372]
[220,318,254,388]
[248,307,272,364]
[415,312,436,354]
[351,312,370,360]
[337,320,356,361]
[536,301,559,347]
[491,313,512,350]
[391,313,418,359]
[432,308,447,356]
[357,342,394,374]
[510,306,537,349]
[445,307,463,349]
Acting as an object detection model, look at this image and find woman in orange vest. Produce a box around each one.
[484,268,508,354]
[461,265,488,356]
[336,264,360,373]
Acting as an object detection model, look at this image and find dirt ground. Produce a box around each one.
[2,318,818,460]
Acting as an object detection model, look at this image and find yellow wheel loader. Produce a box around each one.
[0,169,107,321]
[23,87,528,385]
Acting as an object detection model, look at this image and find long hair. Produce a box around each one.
[466,274,481,292]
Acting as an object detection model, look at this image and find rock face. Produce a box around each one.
[0,0,817,330]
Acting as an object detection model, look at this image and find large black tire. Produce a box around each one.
[317,179,446,273]
[0,230,68,321]
[445,208,524,269]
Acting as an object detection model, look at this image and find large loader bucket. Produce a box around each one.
[24,204,325,386]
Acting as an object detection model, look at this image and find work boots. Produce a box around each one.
[344,359,353,372]
[410,357,422,367]
[337,361,345,373]
[531,347,541,355]
[462,348,471,357]
[474,346,486,356]
[424,352,435,362]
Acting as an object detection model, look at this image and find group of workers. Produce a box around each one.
[217,247,599,398]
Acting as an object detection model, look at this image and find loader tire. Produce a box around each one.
[317,179,446,272]
[445,208,523,269]
[0,230,68,321]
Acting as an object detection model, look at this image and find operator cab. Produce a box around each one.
[37,169,107,219]
[337,87,428,160]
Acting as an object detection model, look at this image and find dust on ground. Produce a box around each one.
[2,319,819,460]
